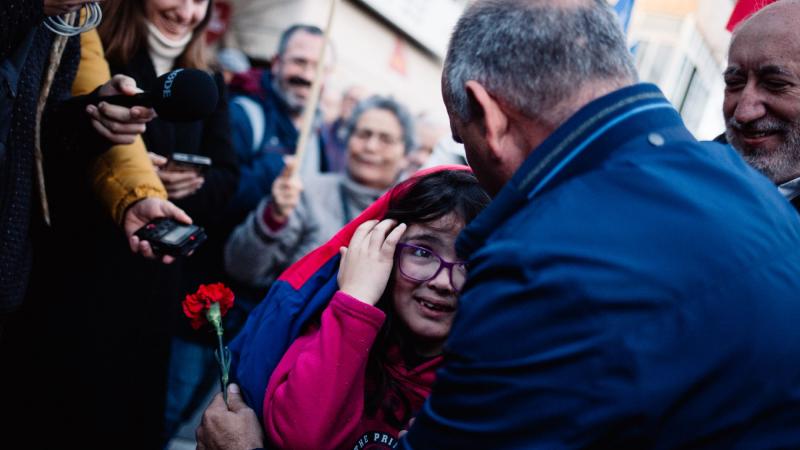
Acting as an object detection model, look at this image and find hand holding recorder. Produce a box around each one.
[124,198,203,263]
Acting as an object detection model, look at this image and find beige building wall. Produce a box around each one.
[223,0,456,120]
[629,0,735,139]
[223,0,738,137]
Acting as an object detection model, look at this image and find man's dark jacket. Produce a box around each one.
[402,84,800,449]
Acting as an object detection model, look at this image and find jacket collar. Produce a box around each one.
[778,176,800,202]
[457,83,685,258]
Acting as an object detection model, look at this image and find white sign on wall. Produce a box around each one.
[355,0,466,58]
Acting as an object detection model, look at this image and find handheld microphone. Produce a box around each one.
[99,68,219,122]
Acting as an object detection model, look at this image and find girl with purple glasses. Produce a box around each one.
[262,169,490,449]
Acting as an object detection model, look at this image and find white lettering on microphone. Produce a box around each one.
[162,68,183,98]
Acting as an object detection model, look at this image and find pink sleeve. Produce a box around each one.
[263,290,386,449]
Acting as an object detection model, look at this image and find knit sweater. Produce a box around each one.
[0,0,110,313]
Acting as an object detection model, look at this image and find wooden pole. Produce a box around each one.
[290,0,339,178]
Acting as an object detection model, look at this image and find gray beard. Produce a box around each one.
[271,77,304,116]
[726,117,800,184]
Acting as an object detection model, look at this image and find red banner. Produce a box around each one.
[726,0,777,31]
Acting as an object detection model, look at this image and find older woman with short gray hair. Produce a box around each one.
[224,95,415,300]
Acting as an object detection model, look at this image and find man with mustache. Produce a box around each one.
[226,24,336,224]
[723,0,800,210]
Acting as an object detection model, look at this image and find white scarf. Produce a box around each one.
[146,21,192,76]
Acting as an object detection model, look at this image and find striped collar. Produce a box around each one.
[779,176,800,201]
[457,83,683,258]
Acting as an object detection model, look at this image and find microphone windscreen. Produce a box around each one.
[153,68,219,122]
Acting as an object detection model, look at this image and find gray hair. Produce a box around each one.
[277,24,323,56]
[344,96,417,154]
[276,24,337,66]
[443,0,637,125]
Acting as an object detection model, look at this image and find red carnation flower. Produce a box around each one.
[183,282,236,405]
[183,282,235,330]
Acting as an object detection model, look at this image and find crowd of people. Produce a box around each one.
[0,0,450,447]
[2,0,800,449]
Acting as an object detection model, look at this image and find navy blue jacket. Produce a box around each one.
[402,84,800,449]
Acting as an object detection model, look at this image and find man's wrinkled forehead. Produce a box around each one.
[280,32,336,71]
[282,31,323,57]
[727,36,800,82]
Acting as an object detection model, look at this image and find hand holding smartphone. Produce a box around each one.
[165,152,212,173]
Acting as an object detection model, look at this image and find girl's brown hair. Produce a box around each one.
[98,0,214,70]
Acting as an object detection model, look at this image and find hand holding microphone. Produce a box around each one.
[86,74,156,145]
[86,69,220,144]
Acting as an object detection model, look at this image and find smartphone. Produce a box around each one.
[134,218,207,257]
[166,152,212,173]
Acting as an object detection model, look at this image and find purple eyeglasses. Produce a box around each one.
[394,243,467,292]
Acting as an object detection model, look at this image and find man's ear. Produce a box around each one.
[465,80,509,159]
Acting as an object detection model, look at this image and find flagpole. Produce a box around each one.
[290,0,339,179]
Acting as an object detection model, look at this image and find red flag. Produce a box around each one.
[726,0,777,32]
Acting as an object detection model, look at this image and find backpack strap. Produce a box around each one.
[232,95,265,153]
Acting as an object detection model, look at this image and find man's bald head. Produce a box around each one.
[731,0,800,61]
[733,0,800,37]
[724,0,800,184]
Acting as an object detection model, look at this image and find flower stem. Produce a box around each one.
[216,331,229,406]
[207,302,230,407]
